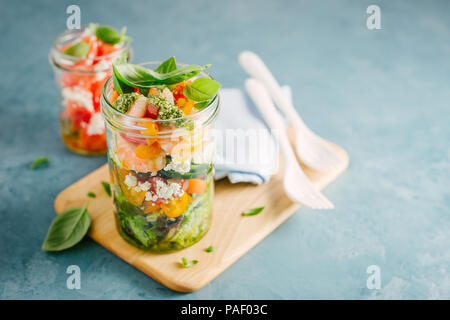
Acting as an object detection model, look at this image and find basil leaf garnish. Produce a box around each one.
[42,203,91,251]
[113,52,209,87]
[183,78,221,102]
[89,23,130,45]
[155,57,177,73]
[63,41,90,58]
[242,206,265,216]
[206,245,215,253]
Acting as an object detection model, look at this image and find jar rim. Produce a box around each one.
[49,25,131,74]
[101,61,220,124]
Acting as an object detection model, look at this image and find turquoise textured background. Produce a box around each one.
[0,0,449,299]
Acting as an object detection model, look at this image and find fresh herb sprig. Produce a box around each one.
[42,203,91,251]
[206,246,215,253]
[89,23,130,45]
[112,52,210,91]
[63,41,90,58]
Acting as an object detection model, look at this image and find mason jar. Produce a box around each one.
[49,26,131,155]
[101,63,220,252]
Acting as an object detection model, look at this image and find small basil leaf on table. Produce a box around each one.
[155,56,177,73]
[87,192,96,198]
[101,181,111,197]
[183,78,221,102]
[30,156,49,170]
[242,206,265,216]
[206,245,215,253]
[42,203,91,251]
[63,41,90,58]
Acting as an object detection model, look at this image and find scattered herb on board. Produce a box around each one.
[242,206,265,216]
[101,181,111,197]
[205,246,215,253]
[87,192,96,198]
[42,203,91,252]
[30,156,49,170]
[181,257,198,268]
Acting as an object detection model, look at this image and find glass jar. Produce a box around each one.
[49,26,131,155]
[101,63,220,252]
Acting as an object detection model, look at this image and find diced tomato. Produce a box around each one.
[146,103,159,119]
[172,82,186,100]
[66,101,92,128]
[80,126,107,151]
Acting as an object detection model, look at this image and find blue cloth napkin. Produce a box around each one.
[214,86,291,184]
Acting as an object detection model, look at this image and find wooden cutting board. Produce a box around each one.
[54,138,349,292]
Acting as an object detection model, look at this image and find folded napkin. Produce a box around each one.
[214,86,291,184]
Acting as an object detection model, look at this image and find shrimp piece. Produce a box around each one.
[126,96,148,118]
[162,87,175,105]
[116,137,166,173]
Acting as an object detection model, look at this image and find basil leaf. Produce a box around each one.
[113,52,209,86]
[87,192,96,198]
[63,41,90,58]
[101,181,111,197]
[242,206,265,216]
[181,257,198,268]
[30,156,49,170]
[113,68,133,95]
[194,100,212,110]
[155,57,177,73]
[90,24,129,45]
[183,78,221,102]
[42,203,91,251]
[206,245,215,253]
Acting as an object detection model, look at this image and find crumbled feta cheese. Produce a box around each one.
[145,191,158,202]
[155,179,184,200]
[164,157,191,174]
[134,181,151,192]
[94,59,111,73]
[95,71,107,81]
[62,86,94,112]
[124,174,137,188]
[86,113,105,135]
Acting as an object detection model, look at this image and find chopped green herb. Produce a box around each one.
[63,41,90,58]
[149,93,193,129]
[181,257,198,268]
[112,92,140,113]
[205,245,215,253]
[87,192,96,198]
[242,206,265,216]
[101,181,111,197]
[30,156,49,170]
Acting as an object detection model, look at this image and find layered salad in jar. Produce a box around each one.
[50,24,131,155]
[101,54,220,252]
